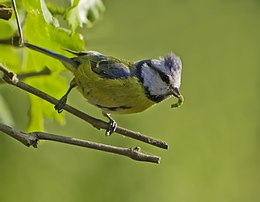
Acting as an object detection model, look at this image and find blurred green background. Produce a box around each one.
[0,0,259,201]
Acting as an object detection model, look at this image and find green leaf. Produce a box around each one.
[0,95,14,126]
[65,0,105,32]
[0,20,16,38]
[0,47,24,72]
[45,0,105,32]
[26,73,67,132]
[18,0,86,131]
[0,0,104,131]
[40,0,60,27]
[45,0,72,14]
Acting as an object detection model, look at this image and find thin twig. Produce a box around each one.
[0,66,51,84]
[0,65,169,149]
[0,122,161,164]
[11,0,24,45]
[0,4,12,20]
[0,36,21,46]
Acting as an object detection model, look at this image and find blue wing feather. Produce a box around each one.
[94,60,131,79]
[71,50,132,79]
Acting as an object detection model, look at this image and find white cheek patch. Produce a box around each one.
[141,63,168,96]
[155,59,182,89]
[173,69,181,88]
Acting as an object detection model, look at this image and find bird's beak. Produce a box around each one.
[171,88,184,108]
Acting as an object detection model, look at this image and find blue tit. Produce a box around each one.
[24,43,184,135]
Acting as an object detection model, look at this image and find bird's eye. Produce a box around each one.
[159,72,170,84]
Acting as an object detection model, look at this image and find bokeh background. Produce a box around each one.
[0,0,259,201]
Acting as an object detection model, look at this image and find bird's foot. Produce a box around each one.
[103,112,117,136]
[54,95,67,113]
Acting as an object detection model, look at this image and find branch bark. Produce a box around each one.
[0,122,160,164]
[0,4,12,20]
[0,66,51,84]
[0,64,168,149]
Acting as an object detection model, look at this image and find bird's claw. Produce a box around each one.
[54,79,76,113]
[54,96,67,113]
[105,119,117,136]
[102,112,117,136]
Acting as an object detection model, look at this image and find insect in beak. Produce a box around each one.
[171,88,184,108]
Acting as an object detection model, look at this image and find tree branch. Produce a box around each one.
[0,122,161,164]
[0,64,169,149]
[0,4,12,20]
[11,0,24,45]
[0,66,51,84]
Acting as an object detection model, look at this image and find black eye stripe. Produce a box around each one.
[145,62,170,85]
[134,60,170,103]
[158,71,170,84]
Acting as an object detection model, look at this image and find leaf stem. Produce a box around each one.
[11,0,24,45]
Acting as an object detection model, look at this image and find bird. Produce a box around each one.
[24,42,184,135]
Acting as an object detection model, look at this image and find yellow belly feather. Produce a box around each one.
[73,60,156,114]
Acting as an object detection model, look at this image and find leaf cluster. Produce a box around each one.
[0,0,105,131]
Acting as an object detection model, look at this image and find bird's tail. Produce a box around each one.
[24,42,78,71]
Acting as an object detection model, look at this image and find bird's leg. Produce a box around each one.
[55,78,77,113]
[102,112,117,136]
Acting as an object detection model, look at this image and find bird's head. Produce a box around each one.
[136,53,184,107]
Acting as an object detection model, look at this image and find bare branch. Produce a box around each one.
[0,4,12,20]
[11,0,24,45]
[0,65,169,149]
[17,66,51,80]
[0,36,21,46]
[0,66,51,84]
[0,122,161,164]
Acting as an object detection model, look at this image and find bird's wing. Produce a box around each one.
[70,50,133,79]
[94,58,132,79]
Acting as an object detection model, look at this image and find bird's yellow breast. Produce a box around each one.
[73,61,156,114]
